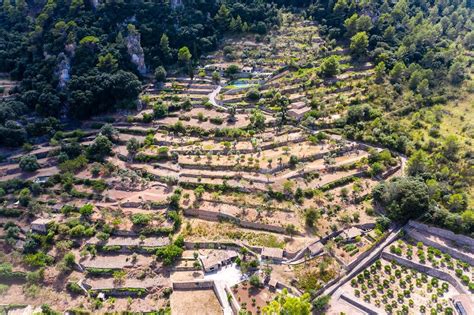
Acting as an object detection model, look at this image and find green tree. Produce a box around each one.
[250,109,266,130]
[263,289,311,315]
[100,123,118,141]
[320,55,340,77]
[356,15,372,32]
[153,102,168,118]
[350,32,369,58]
[304,208,319,227]
[285,224,297,237]
[160,34,171,61]
[249,274,261,288]
[448,61,466,84]
[372,177,430,221]
[215,4,231,32]
[156,244,183,265]
[194,185,205,200]
[344,13,358,37]
[87,135,113,161]
[97,53,118,72]
[126,138,140,158]
[390,61,407,83]
[19,188,31,207]
[154,66,167,82]
[19,155,40,172]
[178,46,192,65]
[407,150,431,177]
[374,61,386,83]
[224,64,240,77]
[312,295,331,313]
[442,135,460,161]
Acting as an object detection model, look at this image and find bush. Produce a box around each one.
[79,204,93,217]
[24,252,53,267]
[246,88,260,101]
[154,102,168,118]
[154,66,167,82]
[156,244,183,265]
[210,117,224,125]
[67,282,84,294]
[19,155,40,172]
[249,275,261,288]
[131,213,152,226]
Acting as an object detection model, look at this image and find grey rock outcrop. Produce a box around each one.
[126,28,147,75]
[56,52,71,89]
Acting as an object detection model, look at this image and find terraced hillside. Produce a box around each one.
[0,3,472,314]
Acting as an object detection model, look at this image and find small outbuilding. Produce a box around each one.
[261,247,284,263]
[340,227,364,243]
[31,218,54,234]
[308,242,324,256]
[288,107,311,120]
[200,250,238,272]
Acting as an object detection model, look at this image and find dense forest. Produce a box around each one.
[0,0,473,237]
[304,0,474,234]
[0,0,280,144]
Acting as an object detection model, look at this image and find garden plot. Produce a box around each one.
[271,255,341,293]
[171,289,223,315]
[91,206,172,233]
[387,238,474,294]
[117,186,171,207]
[154,108,269,130]
[287,168,364,190]
[230,281,277,314]
[174,130,306,154]
[153,132,203,145]
[343,258,460,314]
[178,140,346,172]
[198,192,297,214]
[332,233,376,266]
[192,200,301,232]
[85,276,168,292]
[86,236,170,251]
[181,219,311,252]
[80,254,154,271]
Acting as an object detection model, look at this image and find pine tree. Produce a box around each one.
[160,33,171,61]
[215,4,230,32]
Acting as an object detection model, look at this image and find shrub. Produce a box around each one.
[246,89,260,101]
[210,117,223,125]
[25,252,53,267]
[67,282,84,294]
[156,244,183,265]
[59,155,88,173]
[79,204,93,217]
[131,213,152,226]
[19,155,40,172]
[249,275,261,288]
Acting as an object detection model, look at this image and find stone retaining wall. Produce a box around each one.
[224,285,240,314]
[340,293,377,315]
[406,222,474,265]
[407,220,474,247]
[184,208,286,234]
[172,280,215,290]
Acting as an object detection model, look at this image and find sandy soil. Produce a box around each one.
[171,289,223,315]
